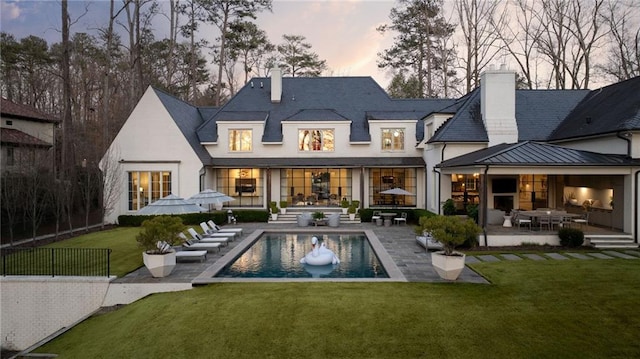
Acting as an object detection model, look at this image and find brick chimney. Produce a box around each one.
[480,64,518,146]
[271,66,282,103]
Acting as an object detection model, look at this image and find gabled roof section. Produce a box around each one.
[214,111,269,122]
[152,88,211,165]
[549,76,640,141]
[1,128,52,147]
[428,88,487,143]
[437,141,638,168]
[1,98,59,123]
[283,109,348,121]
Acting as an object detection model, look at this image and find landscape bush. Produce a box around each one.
[558,227,585,247]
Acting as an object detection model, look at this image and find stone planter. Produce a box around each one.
[431,251,466,281]
[342,208,348,215]
[142,250,176,278]
[280,208,287,215]
[349,213,356,221]
[271,213,278,221]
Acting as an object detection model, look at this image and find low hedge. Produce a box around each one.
[118,210,269,227]
[558,227,585,247]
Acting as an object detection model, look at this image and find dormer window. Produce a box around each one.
[299,129,334,152]
[382,128,404,151]
[229,129,252,152]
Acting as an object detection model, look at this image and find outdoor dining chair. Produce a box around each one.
[512,210,532,231]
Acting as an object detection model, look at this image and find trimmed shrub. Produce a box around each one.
[442,199,456,216]
[466,204,479,223]
[118,210,269,227]
[558,227,585,247]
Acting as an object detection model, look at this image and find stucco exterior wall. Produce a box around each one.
[102,87,203,224]
[0,276,112,351]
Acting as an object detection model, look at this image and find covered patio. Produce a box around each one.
[436,141,639,248]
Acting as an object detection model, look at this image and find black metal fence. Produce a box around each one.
[1,248,112,277]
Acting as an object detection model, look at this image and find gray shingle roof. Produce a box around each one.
[549,76,640,141]
[197,77,455,143]
[429,88,590,143]
[153,88,211,165]
[437,141,639,168]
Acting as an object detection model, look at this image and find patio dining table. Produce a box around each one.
[520,210,580,228]
[379,212,397,227]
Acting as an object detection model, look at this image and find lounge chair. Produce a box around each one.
[200,222,239,239]
[176,250,207,262]
[182,239,221,253]
[415,233,443,251]
[207,220,243,236]
[186,228,231,245]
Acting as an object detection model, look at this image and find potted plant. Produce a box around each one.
[313,211,325,220]
[417,215,481,280]
[279,201,288,214]
[347,204,357,221]
[269,201,279,220]
[340,199,350,214]
[136,215,186,278]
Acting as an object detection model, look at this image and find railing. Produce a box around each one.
[1,248,112,277]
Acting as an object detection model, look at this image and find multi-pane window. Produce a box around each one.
[128,171,171,210]
[298,129,334,151]
[369,168,416,207]
[381,128,404,151]
[229,129,252,152]
[217,168,263,207]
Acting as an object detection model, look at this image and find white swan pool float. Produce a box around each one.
[300,237,340,266]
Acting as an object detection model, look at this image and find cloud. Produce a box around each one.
[1,1,22,22]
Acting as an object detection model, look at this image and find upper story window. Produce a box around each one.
[299,129,334,152]
[229,129,252,152]
[382,128,404,151]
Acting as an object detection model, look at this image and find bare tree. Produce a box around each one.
[455,0,506,92]
[493,0,543,89]
[599,0,640,81]
[99,147,123,228]
[1,172,23,244]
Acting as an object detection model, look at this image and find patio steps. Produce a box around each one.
[586,234,637,249]
[268,210,361,224]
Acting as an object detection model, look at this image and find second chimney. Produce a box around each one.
[271,66,282,103]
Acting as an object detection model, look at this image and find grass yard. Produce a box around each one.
[44,227,142,277]
[35,259,640,358]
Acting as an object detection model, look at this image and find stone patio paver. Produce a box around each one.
[546,253,569,260]
[587,252,615,259]
[500,254,522,261]
[522,254,547,261]
[477,255,500,262]
[602,251,637,259]
[565,253,592,260]
[624,250,640,257]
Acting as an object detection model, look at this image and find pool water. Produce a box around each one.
[216,233,388,278]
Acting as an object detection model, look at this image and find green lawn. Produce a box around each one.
[35,259,640,358]
[44,227,142,277]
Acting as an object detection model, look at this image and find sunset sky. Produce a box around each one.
[1,0,399,87]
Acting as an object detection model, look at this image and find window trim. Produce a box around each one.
[381,128,405,152]
[298,129,335,152]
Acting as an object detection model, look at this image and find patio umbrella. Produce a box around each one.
[187,189,236,210]
[379,187,415,208]
[136,194,207,215]
[379,187,415,196]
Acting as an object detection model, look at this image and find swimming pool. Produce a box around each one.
[193,229,405,283]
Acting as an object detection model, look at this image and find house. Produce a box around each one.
[424,66,640,246]
[102,66,639,247]
[1,98,59,173]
